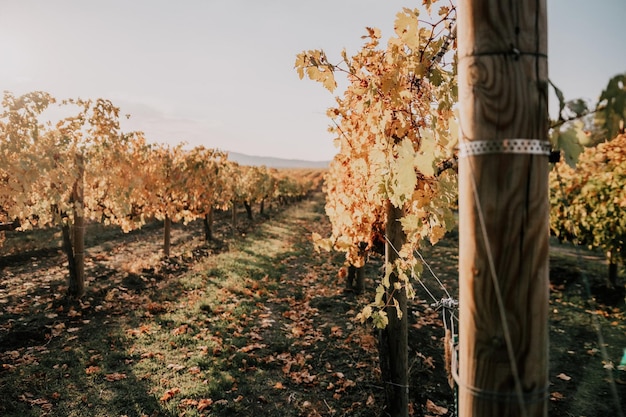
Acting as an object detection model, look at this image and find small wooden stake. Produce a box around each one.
[68,152,86,299]
[163,215,171,257]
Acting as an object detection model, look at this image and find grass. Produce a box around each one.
[0,195,355,417]
[1,193,625,417]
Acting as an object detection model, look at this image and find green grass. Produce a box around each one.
[0,206,284,416]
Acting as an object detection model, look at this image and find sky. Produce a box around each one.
[1,1,625,162]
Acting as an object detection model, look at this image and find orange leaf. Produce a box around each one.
[425,399,448,416]
[550,391,565,401]
[172,325,188,335]
[330,326,343,337]
[85,366,101,375]
[179,398,198,408]
[197,398,213,411]
[104,372,127,382]
[160,387,180,402]
[127,325,151,336]
[239,343,266,353]
[338,267,348,279]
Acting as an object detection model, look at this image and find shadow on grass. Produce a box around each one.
[0,290,167,416]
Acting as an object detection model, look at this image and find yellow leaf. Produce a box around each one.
[394,9,420,50]
[389,139,417,206]
[311,232,333,252]
[357,305,373,323]
[430,224,446,245]
[416,130,436,176]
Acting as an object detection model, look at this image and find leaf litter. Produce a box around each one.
[0,193,624,416]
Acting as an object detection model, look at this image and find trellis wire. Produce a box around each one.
[384,233,460,415]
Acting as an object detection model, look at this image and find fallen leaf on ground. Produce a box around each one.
[197,398,213,410]
[85,366,101,374]
[171,325,188,335]
[239,343,266,353]
[167,363,185,372]
[160,387,180,402]
[105,373,127,381]
[425,399,448,415]
[551,391,565,401]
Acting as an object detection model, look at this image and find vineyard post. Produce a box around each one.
[69,152,86,298]
[164,215,172,257]
[204,207,214,241]
[231,200,238,233]
[457,0,550,416]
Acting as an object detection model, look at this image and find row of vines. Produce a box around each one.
[296,0,625,413]
[0,91,319,298]
[296,3,458,414]
[549,73,626,285]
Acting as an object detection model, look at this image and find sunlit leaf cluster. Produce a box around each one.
[0,91,315,244]
[550,133,626,263]
[296,2,458,325]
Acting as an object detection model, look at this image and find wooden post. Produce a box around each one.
[204,206,214,241]
[69,153,85,299]
[230,201,238,236]
[163,215,171,257]
[457,1,549,416]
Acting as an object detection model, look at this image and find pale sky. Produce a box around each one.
[1,1,625,161]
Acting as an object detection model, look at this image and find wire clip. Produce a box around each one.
[431,297,459,310]
[459,139,551,158]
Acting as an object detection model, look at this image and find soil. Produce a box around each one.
[0,192,624,417]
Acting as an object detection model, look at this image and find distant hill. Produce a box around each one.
[226,151,330,169]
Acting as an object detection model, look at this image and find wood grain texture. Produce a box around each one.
[457,1,550,416]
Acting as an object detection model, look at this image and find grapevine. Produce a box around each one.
[296,3,458,325]
[550,133,626,284]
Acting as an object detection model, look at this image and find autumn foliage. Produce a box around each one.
[550,133,626,284]
[296,5,458,325]
[0,91,317,293]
